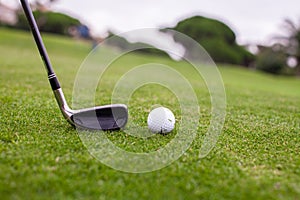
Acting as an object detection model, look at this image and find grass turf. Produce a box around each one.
[0,28,299,199]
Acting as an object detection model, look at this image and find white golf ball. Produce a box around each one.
[147,107,175,134]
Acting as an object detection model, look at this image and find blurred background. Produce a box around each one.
[1,0,300,76]
[1,2,300,199]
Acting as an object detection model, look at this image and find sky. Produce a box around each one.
[2,0,300,45]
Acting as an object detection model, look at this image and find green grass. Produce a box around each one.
[0,27,299,200]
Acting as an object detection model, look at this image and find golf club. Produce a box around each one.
[20,0,128,130]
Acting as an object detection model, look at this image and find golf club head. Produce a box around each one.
[71,104,128,131]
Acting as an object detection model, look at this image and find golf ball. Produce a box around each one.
[147,107,175,134]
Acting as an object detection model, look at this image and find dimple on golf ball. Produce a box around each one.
[147,107,175,134]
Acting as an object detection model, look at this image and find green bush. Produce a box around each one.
[106,32,170,57]
[174,16,236,44]
[255,49,287,74]
[168,16,255,66]
[16,11,81,35]
[200,39,242,64]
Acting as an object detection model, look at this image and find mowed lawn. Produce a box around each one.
[0,28,299,200]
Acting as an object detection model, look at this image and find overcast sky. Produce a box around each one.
[3,0,300,45]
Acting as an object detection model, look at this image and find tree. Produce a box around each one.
[255,44,287,74]
[278,19,300,76]
[16,10,81,35]
[165,16,255,66]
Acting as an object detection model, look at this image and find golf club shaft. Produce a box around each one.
[20,0,60,91]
